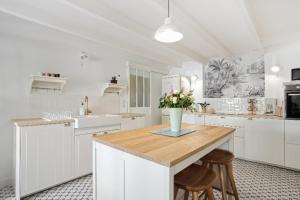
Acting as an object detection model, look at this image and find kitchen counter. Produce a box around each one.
[180,112,283,120]
[93,123,235,167]
[93,123,234,200]
[12,117,75,127]
[110,112,145,118]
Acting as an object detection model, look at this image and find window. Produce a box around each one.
[129,67,150,108]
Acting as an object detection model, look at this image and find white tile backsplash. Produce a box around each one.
[199,97,278,115]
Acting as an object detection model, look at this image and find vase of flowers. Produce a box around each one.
[159,90,195,132]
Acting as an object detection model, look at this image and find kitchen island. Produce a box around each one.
[92,123,235,200]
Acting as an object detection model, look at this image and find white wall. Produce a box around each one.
[170,43,300,103]
[265,41,300,100]
[0,18,166,188]
[168,61,204,102]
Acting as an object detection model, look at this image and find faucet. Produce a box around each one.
[84,96,91,115]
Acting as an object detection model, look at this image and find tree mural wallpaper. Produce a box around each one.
[204,53,265,98]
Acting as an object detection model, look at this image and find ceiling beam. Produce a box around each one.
[236,0,263,51]
[62,0,207,63]
[150,0,232,57]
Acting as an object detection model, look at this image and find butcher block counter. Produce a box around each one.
[92,123,235,200]
[93,123,235,167]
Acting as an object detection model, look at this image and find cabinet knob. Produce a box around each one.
[247,117,253,120]
[131,117,136,120]
[103,131,108,134]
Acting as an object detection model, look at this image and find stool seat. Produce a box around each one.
[175,164,216,192]
[201,149,234,164]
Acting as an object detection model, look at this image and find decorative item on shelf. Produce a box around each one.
[110,75,120,84]
[247,98,257,115]
[159,89,195,132]
[198,102,210,113]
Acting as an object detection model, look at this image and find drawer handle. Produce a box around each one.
[64,122,71,127]
[103,131,108,134]
[247,117,253,120]
[220,116,225,119]
[131,117,136,120]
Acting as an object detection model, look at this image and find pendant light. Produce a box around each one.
[154,0,183,43]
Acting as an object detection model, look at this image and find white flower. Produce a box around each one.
[180,94,184,99]
[173,97,177,104]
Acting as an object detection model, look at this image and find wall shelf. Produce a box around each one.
[101,83,127,96]
[30,75,67,93]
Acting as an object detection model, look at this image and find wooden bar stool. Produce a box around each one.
[174,164,216,200]
[201,149,239,200]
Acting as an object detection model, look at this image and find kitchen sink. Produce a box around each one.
[73,114,122,129]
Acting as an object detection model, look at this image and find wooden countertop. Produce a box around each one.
[12,117,75,127]
[93,123,235,167]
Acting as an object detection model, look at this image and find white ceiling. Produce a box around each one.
[0,0,299,66]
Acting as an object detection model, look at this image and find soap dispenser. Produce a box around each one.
[79,102,85,116]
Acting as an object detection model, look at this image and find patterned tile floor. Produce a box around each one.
[0,159,299,200]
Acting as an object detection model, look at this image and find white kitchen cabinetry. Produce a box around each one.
[183,114,205,125]
[74,126,121,177]
[121,116,145,131]
[285,120,300,169]
[16,123,74,198]
[245,118,284,166]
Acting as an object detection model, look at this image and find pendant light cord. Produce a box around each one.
[168,0,170,18]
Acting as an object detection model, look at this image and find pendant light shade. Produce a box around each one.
[155,0,183,43]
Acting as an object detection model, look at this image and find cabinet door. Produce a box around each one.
[121,117,145,131]
[182,114,196,124]
[285,120,300,144]
[20,123,74,196]
[285,144,300,169]
[245,118,284,165]
[75,134,93,177]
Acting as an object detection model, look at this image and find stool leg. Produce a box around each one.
[174,185,179,199]
[192,192,199,200]
[206,187,215,200]
[225,163,239,200]
[218,165,228,200]
[184,190,189,200]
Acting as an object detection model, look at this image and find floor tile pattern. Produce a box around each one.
[0,159,299,200]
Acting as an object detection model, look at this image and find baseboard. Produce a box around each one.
[0,177,12,189]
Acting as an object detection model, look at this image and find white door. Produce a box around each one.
[245,118,284,165]
[75,134,93,177]
[20,123,74,196]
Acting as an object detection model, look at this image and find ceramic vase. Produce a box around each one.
[169,108,183,132]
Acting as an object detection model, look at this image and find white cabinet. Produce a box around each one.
[233,127,245,159]
[75,134,93,177]
[285,120,300,169]
[245,118,284,166]
[17,123,74,197]
[121,116,145,131]
[182,114,204,125]
[285,120,300,144]
[74,126,121,177]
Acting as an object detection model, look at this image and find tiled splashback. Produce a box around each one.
[197,98,281,115]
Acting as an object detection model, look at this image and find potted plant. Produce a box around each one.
[159,90,195,132]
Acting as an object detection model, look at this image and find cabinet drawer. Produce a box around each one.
[285,144,300,169]
[285,120,300,144]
